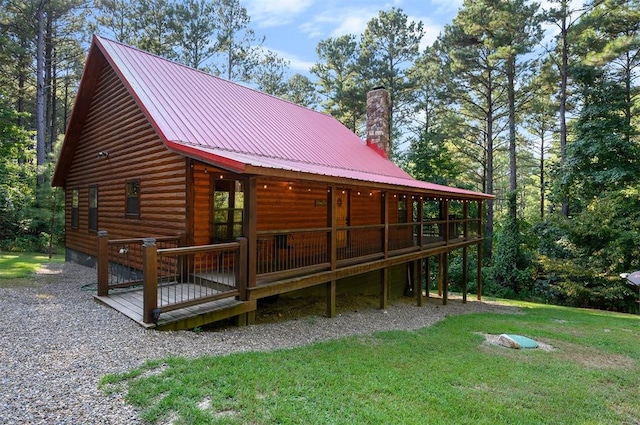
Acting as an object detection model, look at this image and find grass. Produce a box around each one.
[101,302,640,425]
[0,252,64,286]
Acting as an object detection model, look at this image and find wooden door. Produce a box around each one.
[336,190,349,248]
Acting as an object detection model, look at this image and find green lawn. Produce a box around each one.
[102,302,640,424]
[0,252,64,282]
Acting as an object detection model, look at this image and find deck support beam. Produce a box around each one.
[414,259,422,306]
[425,256,430,298]
[438,253,443,297]
[442,251,449,305]
[327,280,336,318]
[380,267,389,310]
[462,246,468,304]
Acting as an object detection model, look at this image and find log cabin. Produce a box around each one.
[52,36,493,330]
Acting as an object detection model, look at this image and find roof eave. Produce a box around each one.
[242,165,493,200]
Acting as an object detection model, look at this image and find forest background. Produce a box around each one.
[1,0,638,312]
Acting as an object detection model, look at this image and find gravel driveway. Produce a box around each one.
[0,262,517,424]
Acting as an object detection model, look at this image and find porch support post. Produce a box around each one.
[380,267,389,310]
[425,256,431,299]
[463,200,469,240]
[142,237,158,324]
[414,259,423,306]
[462,246,468,304]
[236,237,248,300]
[382,191,389,258]
[438,253,443,297]
[380,191,389,310]
[327,185,337,317]
[97,230,109,296]
[244,177,258,324]
[327,280,336,318]
[442,251,449,306]
[418,197,424,249]
[443,199,450,243]
[246,177,258,290]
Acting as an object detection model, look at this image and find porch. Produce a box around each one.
[94,194,485,330]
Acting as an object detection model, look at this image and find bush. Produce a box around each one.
[536,256,637,312]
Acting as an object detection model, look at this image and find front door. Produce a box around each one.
[336,190,349,248]
[212,179,244,242]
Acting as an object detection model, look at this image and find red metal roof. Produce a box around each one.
[60,36,490,199]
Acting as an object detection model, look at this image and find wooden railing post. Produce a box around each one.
[142,237,158,324]
[97,230,109,296]
[236,237,248,300]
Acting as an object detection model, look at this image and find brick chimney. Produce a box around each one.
[366,87,391,158]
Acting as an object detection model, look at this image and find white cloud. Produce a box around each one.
[428,0,463,16]
[245,0,315,28]
[262,47,317,73]
[298,6,381,39]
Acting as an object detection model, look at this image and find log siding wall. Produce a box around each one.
[64,63,187,259]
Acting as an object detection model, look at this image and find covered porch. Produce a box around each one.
[93,175,486,329]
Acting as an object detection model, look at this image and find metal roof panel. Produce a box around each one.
[94,36,491,199]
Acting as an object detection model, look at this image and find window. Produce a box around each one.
[71,189,79,229]
[88,185,98,231]
[212,179,244,242]
[126,180,140,217]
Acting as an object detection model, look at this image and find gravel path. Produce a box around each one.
[0,262,518,424]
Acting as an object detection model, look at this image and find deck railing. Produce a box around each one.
[256,217,481,277]
[97,231,182,295]
[337,225,383,261]
[257,228,329,275]
[142,238,247,324]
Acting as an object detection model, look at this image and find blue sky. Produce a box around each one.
[243,0,464,74]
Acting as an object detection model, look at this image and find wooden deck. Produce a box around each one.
[94,282,255,330]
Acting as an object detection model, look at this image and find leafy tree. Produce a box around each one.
[213,0,264,82]
[133,0,179,59]
[253,50,289,96]
[0,99,35,245]
[489,0,542,219]
[487,193,534,297]
[311,34,365,132]
[578,0,640,143]
[562,65,638,201]
[524,64,557,219]
[94,0,138,44]
[359,8,424,155]
[172,0,218,70]
[438,0,511,258]
[404,46,459,185]
[283,74,318,108]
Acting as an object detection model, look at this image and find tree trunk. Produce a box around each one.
[559,0,569,217]
[507,56,517,219]
[44,12,53,157]
[540,133,545,219]
[484,79,494,259]
[36,1,47,190]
